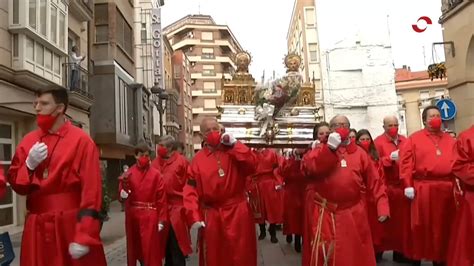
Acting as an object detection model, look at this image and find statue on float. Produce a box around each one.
[254,53,304,139]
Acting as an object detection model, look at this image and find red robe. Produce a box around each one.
[120,164,167,266]
[8,121,106,266]
[374,133,410,252]
[399,129,456,261]
[301,142,389,266]
[184,142,257,266]
[364,156,386,250]
[249,149,284,224]
[151,152,192,259]
[278,155,306,235]
[447,126,474,266]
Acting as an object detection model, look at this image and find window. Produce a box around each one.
[305,8,316,27]
[26,37,34,61]
[174,65,181,79]
[202,65,215,76]
[203,81,216,92]
[36,43,44,66]
[419,90,430,99]
[94,4,109,43]
[118,78,128,134]
[12,0,19,24]
[202,48,214,59]
[29,0,37,29]
[434,89,445,97]
[201,32,213,41]
[51,6,57,44]
[44,49,52,70]
[0,122,16,227]
[12,34,18,57]
[59,12,65,49]
[204,99,216,110]
[309,43,318,62]
[116,9,133,56]
[39,0,47,36]
[141,23,147,43]
[53,54,60,74]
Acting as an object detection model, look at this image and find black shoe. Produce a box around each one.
[258,224,266,240]
[286,235,293,244]
[270,235,279,243]
[294,235,301,253]
[393,252,414,263]
[433,262,446,266]
[269,224,278,243]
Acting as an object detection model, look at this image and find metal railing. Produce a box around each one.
[62,63,93,99]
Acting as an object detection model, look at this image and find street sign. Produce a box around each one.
[436,99,457,121]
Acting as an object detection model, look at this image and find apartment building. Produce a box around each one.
[172,50,193,157]
[163,15,243,151]
[395,66,449,135]
[163,37,180,140]
[0,0,94,228]
[90,0,154,195]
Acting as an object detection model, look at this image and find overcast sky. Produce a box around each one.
[161,0,446,78]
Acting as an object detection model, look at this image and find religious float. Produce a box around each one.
[217,51,324,148]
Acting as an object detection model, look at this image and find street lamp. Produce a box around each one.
[151,83,169,136]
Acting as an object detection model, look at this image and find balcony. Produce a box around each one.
[63,63,93,109]
[69,0,94,22]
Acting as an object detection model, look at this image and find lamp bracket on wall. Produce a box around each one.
[432,41,455,57]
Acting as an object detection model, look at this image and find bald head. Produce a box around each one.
[329,115,350,130]
[200,117,220,135]
[383,115,399,133]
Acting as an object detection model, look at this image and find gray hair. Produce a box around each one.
[159,135,175,148]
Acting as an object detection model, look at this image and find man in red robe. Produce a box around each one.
[301,115,389,266]
[184,117,257,266]
[8,88,106,266]
[447,125,474,266]
[152,135,192,266]
[278,149,306,252]
[399,105,456,265]
[374,115,411,262]
[120,143,167,266]
[249,147,284,243]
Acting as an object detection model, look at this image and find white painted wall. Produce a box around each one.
[315,0,398,137]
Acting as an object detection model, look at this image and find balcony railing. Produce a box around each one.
[63,63,93,99]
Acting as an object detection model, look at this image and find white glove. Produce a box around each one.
[191,221,206,230]
[311,140,320,149]
[404,187,415,200]
[158,223,164,232]
[26,142,48,170]
[69,242,90,259]
[327,133,342,150]
[221,132,237,146]
[275,184,284,191]
[390,150,399,161]
[120,189,129,200]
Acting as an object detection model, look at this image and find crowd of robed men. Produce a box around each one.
[1,87,474,266]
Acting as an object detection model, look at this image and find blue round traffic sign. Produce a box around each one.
[436,99,457,121]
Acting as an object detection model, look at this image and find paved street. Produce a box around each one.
[10,201,433,266]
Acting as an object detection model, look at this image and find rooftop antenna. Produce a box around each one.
[261,70,265,84]
[198,2,201,15]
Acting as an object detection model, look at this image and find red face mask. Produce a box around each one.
[37,112,58,132]
[335,128,350,141]
[157,146,168,158]
[137,156,150,168]
[206,131,221,147]
[359,140,371,152]
[387,127,398,138]
[319,135,328,144]
[429,117,442,131]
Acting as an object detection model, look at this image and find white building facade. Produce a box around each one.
[315,0,398,137]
